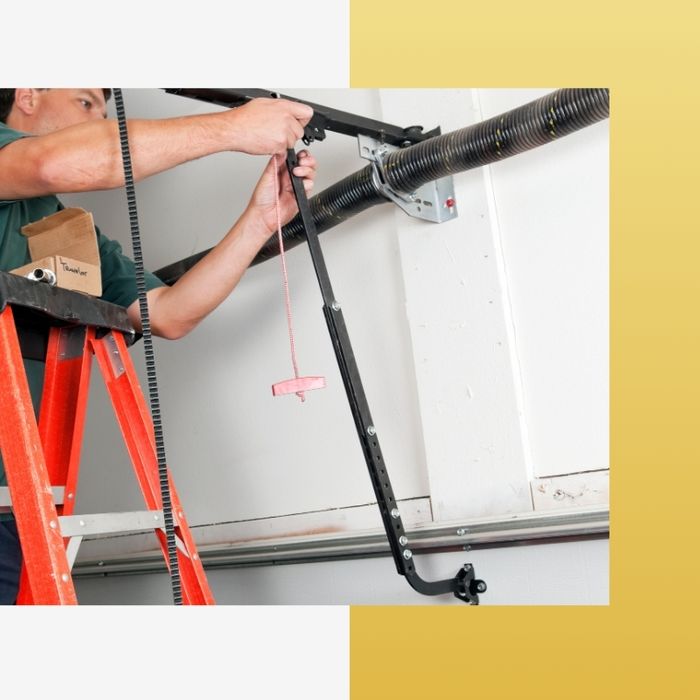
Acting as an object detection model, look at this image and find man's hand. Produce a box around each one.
[138,149,318,340]
[246,150,317,236]
[225,99,314,156]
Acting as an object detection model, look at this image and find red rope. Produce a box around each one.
[273,154,304,399]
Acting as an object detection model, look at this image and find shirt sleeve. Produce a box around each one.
[0,121,26,148]
[0,122,30,205]
[1,122,166,307]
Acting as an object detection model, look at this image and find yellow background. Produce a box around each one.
[350,1,698,697]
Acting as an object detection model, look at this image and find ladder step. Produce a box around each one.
[58,510,168,538]
[0,486,65,513]
[2,490,165,538]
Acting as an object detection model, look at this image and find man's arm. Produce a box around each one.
[126,151,317,340]
[0,98,313,200]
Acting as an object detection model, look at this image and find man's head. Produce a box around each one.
[0,89,111,133]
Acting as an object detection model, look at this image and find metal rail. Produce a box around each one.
[71,507,609,577]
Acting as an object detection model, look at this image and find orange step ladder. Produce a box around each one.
[0,271,214,604]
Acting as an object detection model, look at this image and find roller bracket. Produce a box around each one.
[453,564,487,605]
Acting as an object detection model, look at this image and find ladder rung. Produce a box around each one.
[0,486,65,513]
[59,510,166,538]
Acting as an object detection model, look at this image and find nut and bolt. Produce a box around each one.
[331,300,341,311]
[403,549,413,560]
[390,508,400,519]
[367,425,376,436]
[399,536,408,546]
[476,581,487,594]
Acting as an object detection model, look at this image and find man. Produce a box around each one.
[0,88,317,604]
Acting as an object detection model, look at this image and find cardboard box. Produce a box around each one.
[11,207,102,296]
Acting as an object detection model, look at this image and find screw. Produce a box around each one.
[399,536,408,546]
[445,197,456,208]
[331,300,341,311]
[464,564,472,572]
[49,520,57,529]
[79,520,86,527]
[457,528,468,536]
[391,508,400,519]
[67,493,74,500]
[463,544,471,551]
[403,549,413,560]
[367,425,376,436]
[61,574,70,583]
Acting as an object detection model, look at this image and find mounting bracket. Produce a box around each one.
[358,134,459,223]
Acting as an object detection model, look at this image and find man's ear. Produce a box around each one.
[13,89,41,116]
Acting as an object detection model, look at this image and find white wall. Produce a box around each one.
[61,88,608,605]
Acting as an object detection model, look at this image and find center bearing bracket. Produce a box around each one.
[358,134,459,224]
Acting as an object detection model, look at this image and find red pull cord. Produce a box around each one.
[271,154,326,401]
[274,154,302,382]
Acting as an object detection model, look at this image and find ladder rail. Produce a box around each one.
[0,301,214,605]
[0,306,77,604]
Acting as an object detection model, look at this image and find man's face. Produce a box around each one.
[26,89,108,134]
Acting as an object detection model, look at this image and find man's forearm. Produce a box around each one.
[136,209,273,340]
[0,97,312,200]
[125,148,316,340]
[8,113,234,198]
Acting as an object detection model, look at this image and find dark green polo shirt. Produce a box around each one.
[0,122,164,500]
